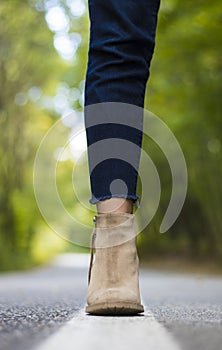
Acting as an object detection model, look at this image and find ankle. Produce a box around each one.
[96,198,133,214]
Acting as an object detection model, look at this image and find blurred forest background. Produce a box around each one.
[0,0,221,271]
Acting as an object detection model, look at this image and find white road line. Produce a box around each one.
[34,306,181,350]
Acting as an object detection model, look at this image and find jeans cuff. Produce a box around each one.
[89,194,140,206]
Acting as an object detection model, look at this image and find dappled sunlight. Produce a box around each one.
[44,1,85,61]
[69,126,87,161]
[54,32,81,61]
[0,0,221,271]
[45,5,70,32]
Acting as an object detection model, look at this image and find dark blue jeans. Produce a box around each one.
[84,0,160,205]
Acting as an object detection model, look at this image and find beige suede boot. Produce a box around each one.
[85,212,144,315]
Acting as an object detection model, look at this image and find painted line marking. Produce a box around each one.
[34,306,181,350]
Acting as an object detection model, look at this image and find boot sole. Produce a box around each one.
[85,301,144,315]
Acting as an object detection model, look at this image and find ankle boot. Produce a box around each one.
[85,212,144,315]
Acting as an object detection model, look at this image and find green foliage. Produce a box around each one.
[0,0,221,270]
[140,0,222,261]
[0,0,89,270]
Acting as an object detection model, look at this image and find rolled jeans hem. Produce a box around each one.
[89,194,139,205]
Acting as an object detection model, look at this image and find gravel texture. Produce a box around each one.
[0,255,222,350]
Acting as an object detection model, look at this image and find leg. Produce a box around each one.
[84,0,160,315]
[97,198,133,214]
[85,0,160,211]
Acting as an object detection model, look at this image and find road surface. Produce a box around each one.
[0,254,222,350]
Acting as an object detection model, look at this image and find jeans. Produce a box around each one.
[84,0,160,204]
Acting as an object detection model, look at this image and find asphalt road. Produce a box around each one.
[0,254,222,350]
